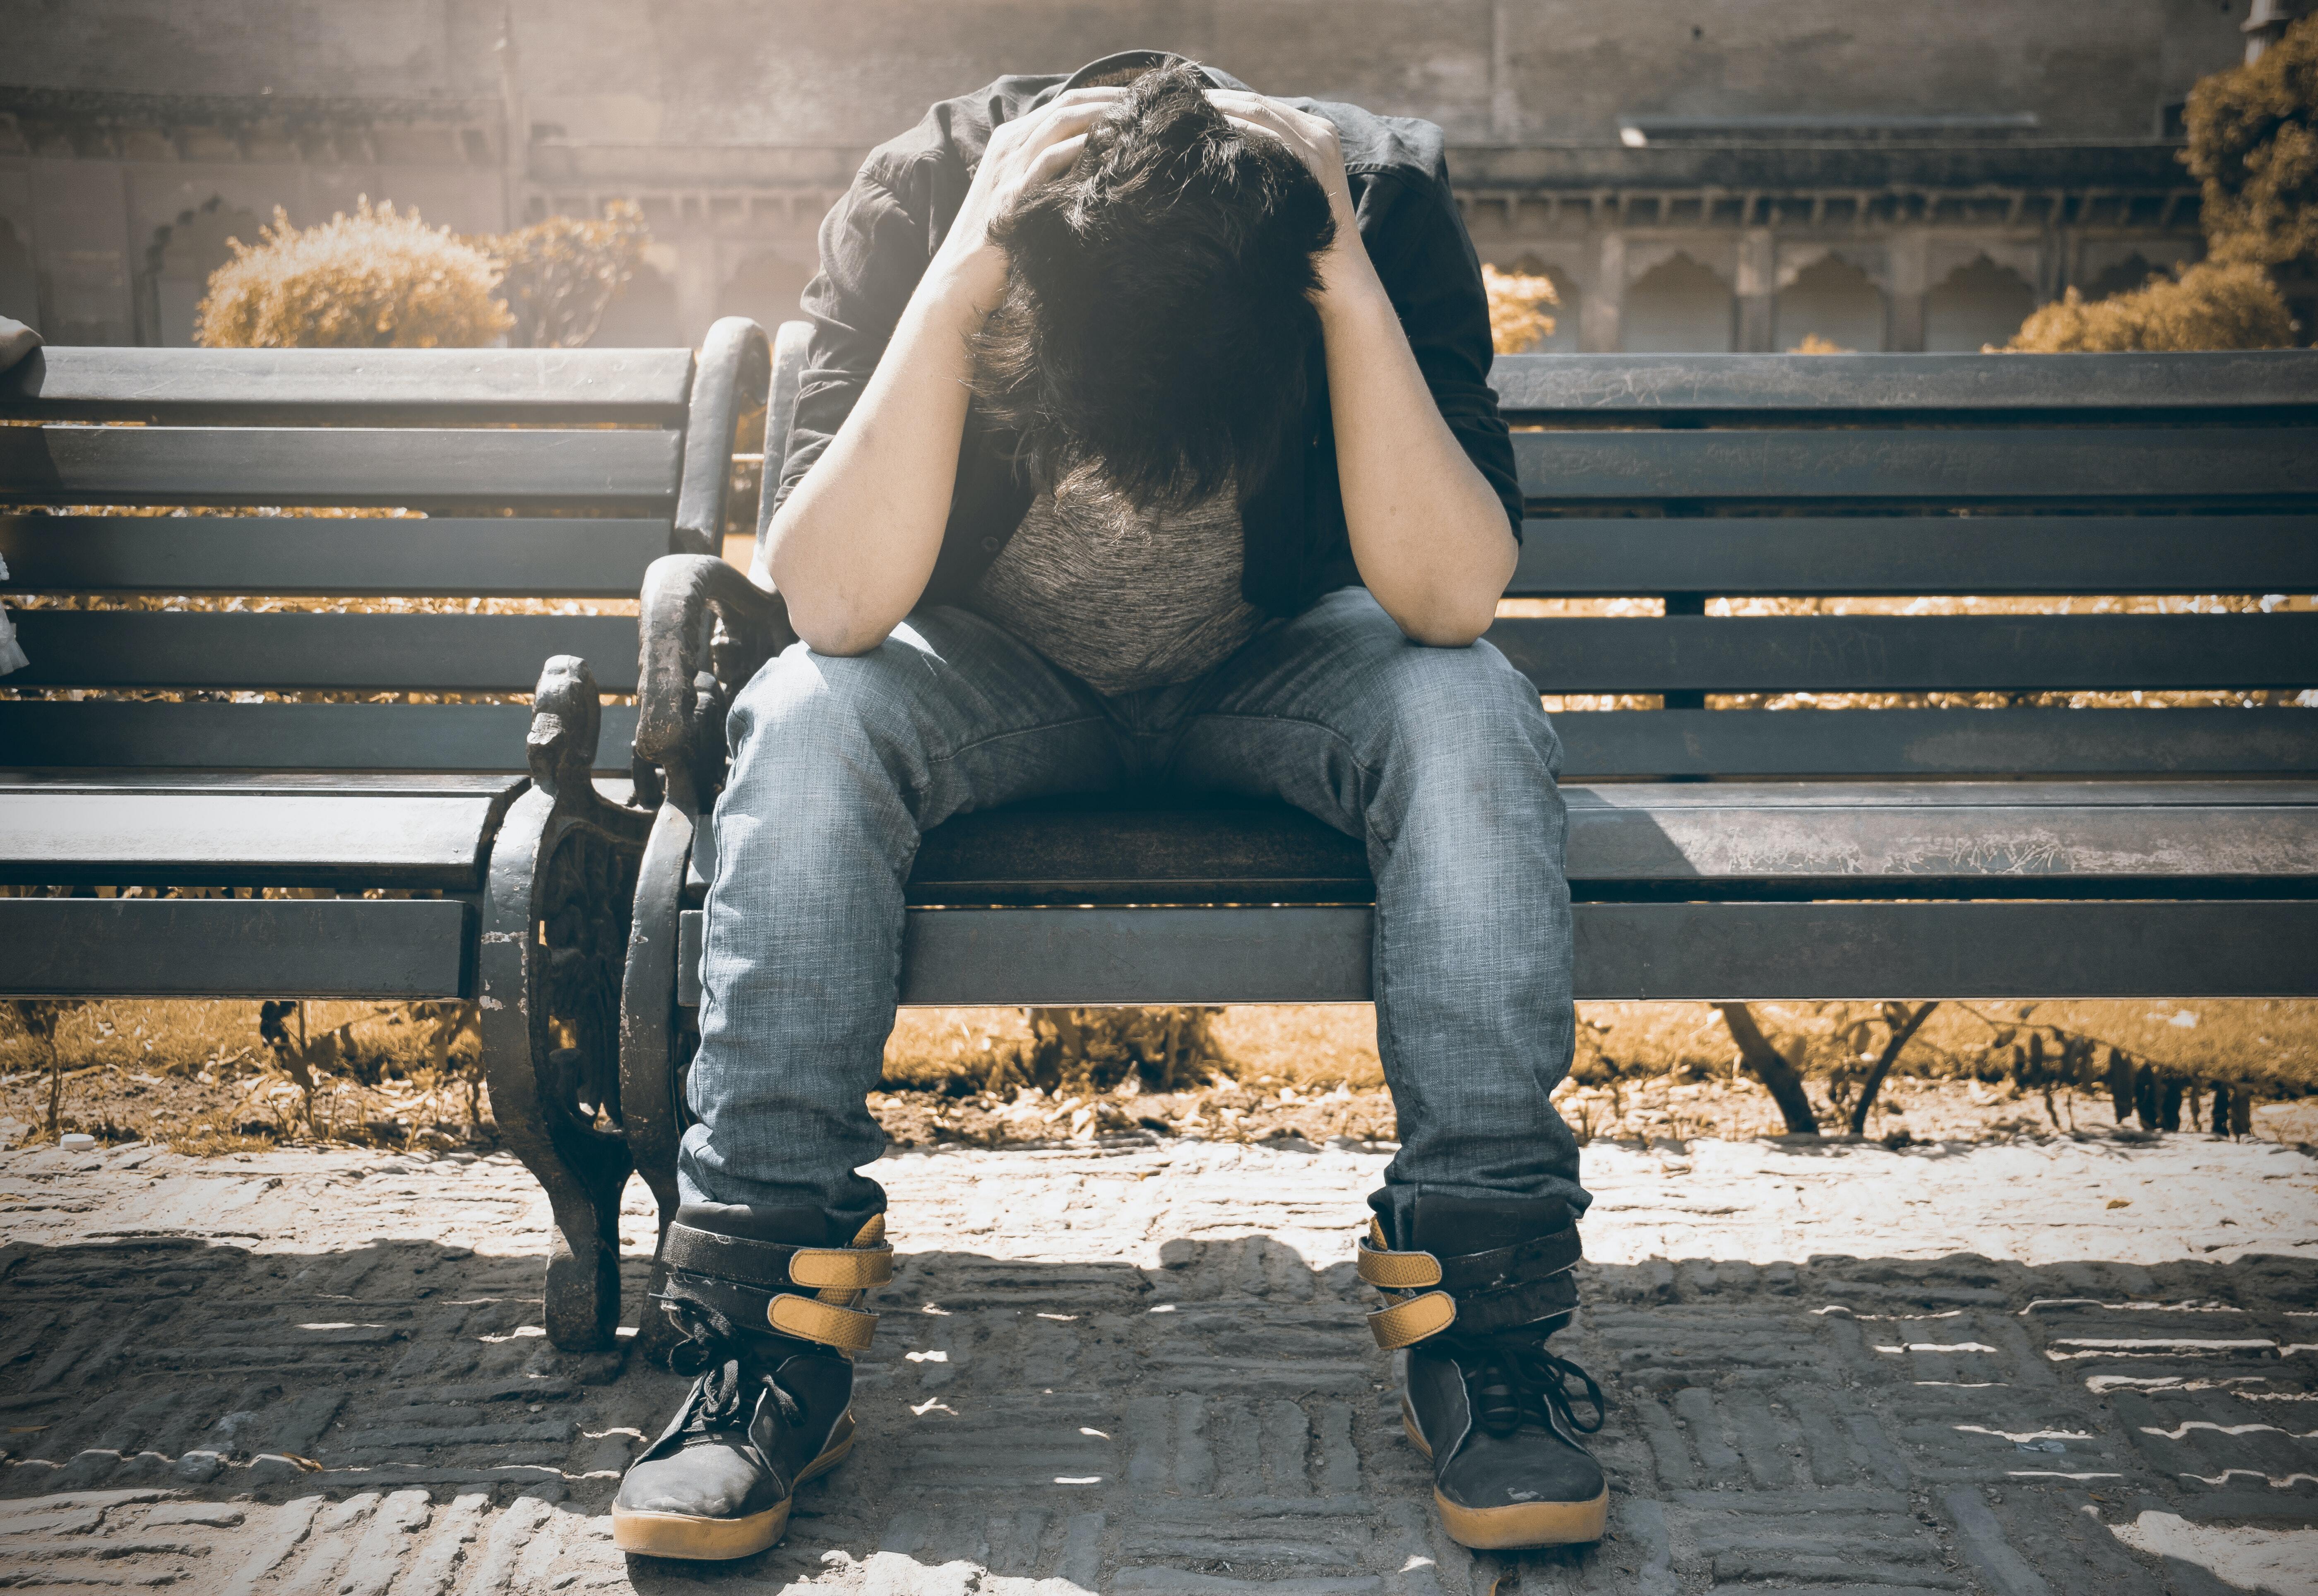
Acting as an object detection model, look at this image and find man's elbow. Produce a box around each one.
[783,596,894,657]
[1401,601,1498,649]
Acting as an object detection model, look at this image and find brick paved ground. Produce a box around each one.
[2,1131,2314,1594]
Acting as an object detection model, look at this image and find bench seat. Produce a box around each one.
[900,781,2318,905]
[0,772,529,890]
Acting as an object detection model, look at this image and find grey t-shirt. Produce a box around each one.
[965,469,1266,696]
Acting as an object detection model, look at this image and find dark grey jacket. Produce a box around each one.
[772,48,1523,618]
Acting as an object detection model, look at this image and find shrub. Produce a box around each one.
[1482,263,1559,353]
[2185,13,2318,269]
[196,198,513,349]
[478,200,650,349]
[2005,260,2293,351]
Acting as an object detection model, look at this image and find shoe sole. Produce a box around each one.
[611,1415,856,1560]
[1402,1399,1609,1550]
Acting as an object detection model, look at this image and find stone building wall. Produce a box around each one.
[0,0,2260,350]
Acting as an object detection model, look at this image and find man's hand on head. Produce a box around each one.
[1203,91,1374,304]
[932,87,1124,313]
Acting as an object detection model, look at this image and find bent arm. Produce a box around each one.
[1319,277,1517,647]
[764,273,983,655]
[766,90,1119,656]
[1209,94,1515,648]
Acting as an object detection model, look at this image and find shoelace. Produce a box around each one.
[664,1297,803,1444]
[1460,1333,1606,1440]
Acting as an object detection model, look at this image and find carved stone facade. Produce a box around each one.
[0,0,2262,351]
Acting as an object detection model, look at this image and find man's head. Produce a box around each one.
[971,65,1337,508]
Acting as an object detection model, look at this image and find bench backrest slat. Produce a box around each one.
[0,426,683,510]
[0,345,696,424]
[0,700,640,773]
[1506,514,2318,597]
[8,611,640,694]
[1487,350,2318,417]
[1,515,675,598]
[1507,427,2318,506]
[1484,614,2317,694]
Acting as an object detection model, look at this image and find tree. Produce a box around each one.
[2185,13,2318,269]
[478,201,651,349]
[2005,16,2311,351]
[197,198,512,349]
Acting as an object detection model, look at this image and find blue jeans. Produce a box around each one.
[679,586,1587,1236]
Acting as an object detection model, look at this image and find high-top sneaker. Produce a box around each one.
[612,1204,890,1560]
[1361,1194,1607,1549]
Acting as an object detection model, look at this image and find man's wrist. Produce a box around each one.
[1315,255,1393,327]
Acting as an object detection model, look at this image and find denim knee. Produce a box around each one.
[726,640,924,785]
[1368,643,1562,784]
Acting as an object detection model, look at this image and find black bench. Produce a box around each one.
[591,330,2318,1353]
[0,320,769,1348]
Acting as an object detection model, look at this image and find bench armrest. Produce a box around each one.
[633,553,793,808]
[673,317,772,556]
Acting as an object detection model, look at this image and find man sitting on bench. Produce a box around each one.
[613,51,1604,1560]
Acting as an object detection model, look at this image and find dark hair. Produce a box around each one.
[970,64,1337,508]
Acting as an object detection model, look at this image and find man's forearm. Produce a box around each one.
[764,274,984,655]
[1320,279,1517,647]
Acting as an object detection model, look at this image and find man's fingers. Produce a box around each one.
[1026,131,1090,185]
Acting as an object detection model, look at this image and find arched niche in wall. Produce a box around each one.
[720,249,813,334]
[1623,253,1734,353]
[1924,255,2038,351]
[148,197,262,346]
[1501,254,1580,353]
[1775,253,1886,352]
[0,215,35,327]
[589,261,680,347]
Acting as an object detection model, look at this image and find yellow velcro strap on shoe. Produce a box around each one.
[789,1245,894,1291]
[769,1293,878,1353]
[1356,1242,1443,1290]
[1367,1291,1456,1351]
[852,1214,887,1247]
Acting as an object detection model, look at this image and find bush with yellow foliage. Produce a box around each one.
[2009,260,2294,352]
[196,198,513,349]
[476,200,649,350]
[1481,263,1560,354]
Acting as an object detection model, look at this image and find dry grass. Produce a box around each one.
[6,995,2312,1158]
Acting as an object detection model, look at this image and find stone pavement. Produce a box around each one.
[2,1131,2315,1594]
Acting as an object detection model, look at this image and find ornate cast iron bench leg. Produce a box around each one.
[482,656,654,1353]
[619,551,791,1365]
[619,799,698,1368]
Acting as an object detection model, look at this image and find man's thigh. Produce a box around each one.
[723,603,1128,829]
[1163,586,1558,827]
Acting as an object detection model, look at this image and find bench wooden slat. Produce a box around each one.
[0,516,676,598]
[8,700,2304,780]
[1552,707,2318,778]
[1484,614,2317,693]
[899,782,2318,907]
[0,426,683,508]
[1488,351,2318,418]
[1509,428,2318,505]
[1508,514,2318,597]
[0,898,474,998]
[677,899,2318,1004]
[0,346,696,423]
[0,781,527,889]
[8,611,640,692]
[0,701,640,773]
